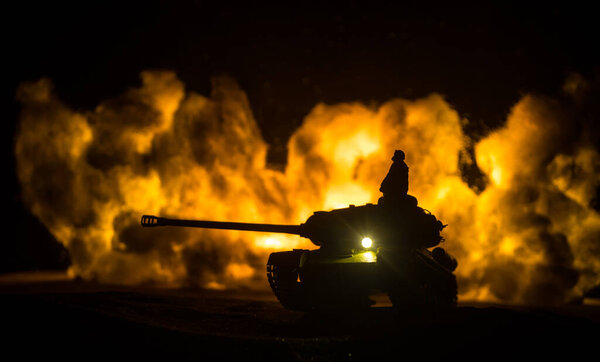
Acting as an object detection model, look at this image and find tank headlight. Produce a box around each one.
[361,237,373,249]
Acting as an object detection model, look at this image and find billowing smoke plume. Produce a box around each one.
[15,70,600,304]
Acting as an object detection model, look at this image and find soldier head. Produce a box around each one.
[392,150,405,162]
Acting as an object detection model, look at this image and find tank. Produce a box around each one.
[141,196,458,312]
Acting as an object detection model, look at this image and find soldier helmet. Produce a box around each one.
[392,150,405,161]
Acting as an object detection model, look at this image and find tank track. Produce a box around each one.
[267,264,314,312]
[267,264,374,312]
[387,264,457,310]
[379,248,457,311]
[389,274,457,310]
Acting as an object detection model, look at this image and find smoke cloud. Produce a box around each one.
[15,70,600,304]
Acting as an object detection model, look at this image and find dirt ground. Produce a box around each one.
[1,277,598,361]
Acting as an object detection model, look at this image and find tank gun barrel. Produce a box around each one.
[141,215,303,235]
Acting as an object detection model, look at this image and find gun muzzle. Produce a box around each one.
[141,215,163,227]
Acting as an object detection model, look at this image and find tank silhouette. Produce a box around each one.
[141,197,458,311]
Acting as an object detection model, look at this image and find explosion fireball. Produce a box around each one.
[15,71,600,304]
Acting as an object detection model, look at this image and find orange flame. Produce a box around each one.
[15,71,600,304]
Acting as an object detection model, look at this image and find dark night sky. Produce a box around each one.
[4,1,599,272]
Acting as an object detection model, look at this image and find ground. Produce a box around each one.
[1,275,598,361]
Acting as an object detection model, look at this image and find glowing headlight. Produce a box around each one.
[361,237,373,248]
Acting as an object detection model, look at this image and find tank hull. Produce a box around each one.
[267,247,457,311]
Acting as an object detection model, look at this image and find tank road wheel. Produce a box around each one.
[430,273,458,308]
[266,264,313,312]
[387,279,424,311]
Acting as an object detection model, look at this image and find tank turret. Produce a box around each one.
[142,198,444,250]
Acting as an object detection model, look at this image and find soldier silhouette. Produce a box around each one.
[379,150,410,203]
